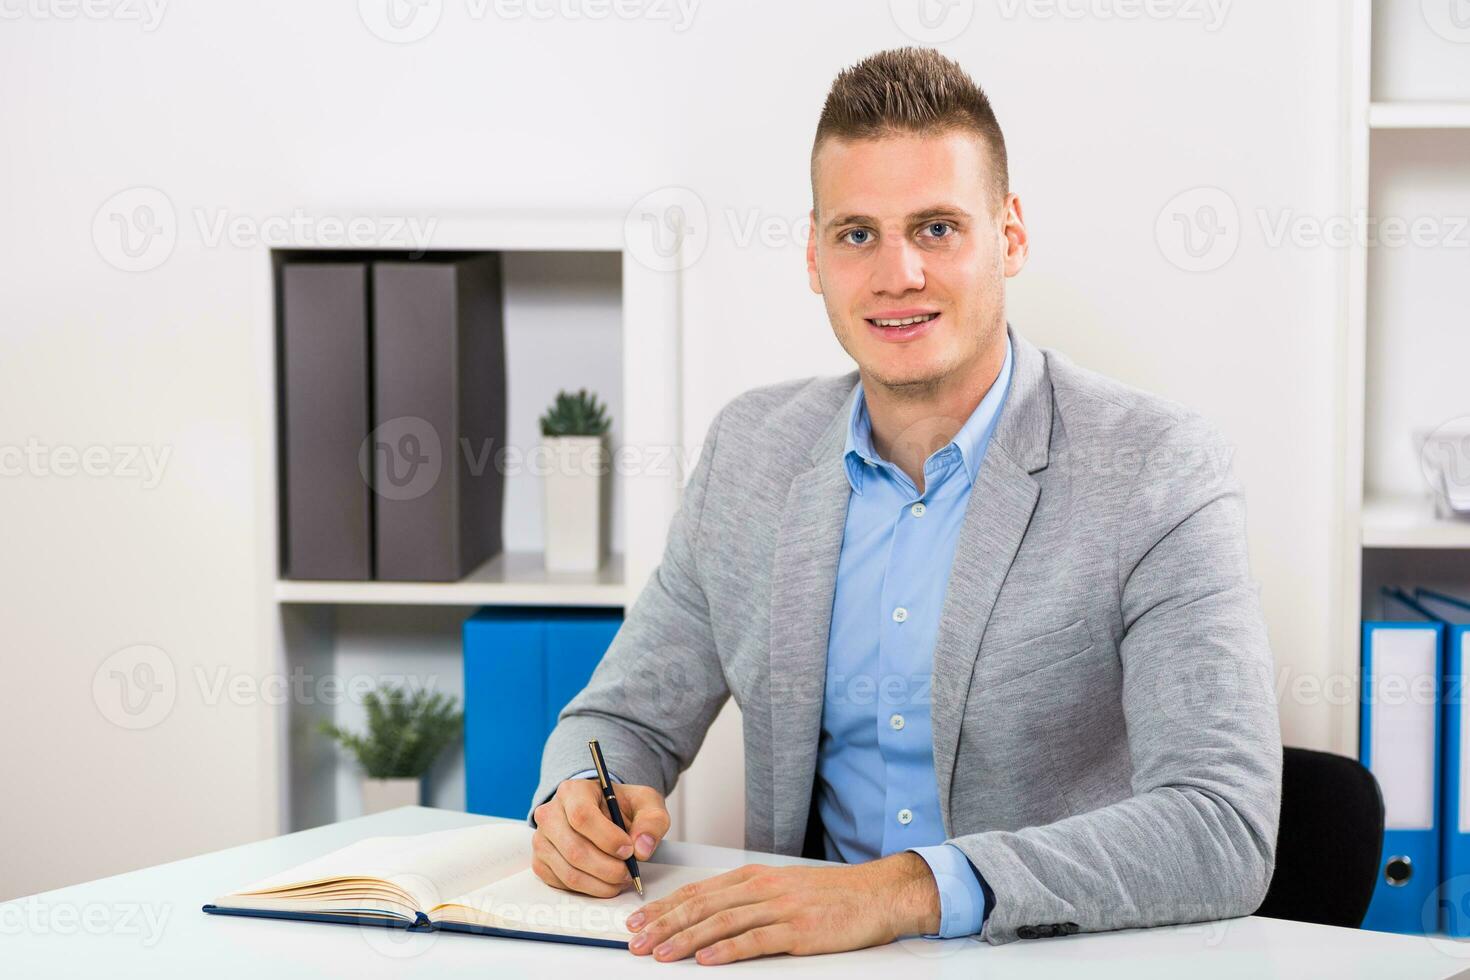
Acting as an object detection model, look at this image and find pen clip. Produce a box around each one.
[587,738,611,788]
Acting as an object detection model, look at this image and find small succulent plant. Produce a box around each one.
[317,685,463,779]
[539,388,612,437]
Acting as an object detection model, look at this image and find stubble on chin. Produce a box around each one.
[863,366,952,403]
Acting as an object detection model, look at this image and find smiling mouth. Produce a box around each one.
[866,312,940,327]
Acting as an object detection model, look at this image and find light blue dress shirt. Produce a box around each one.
[816,335,1013,939]
[553,338,1012,938]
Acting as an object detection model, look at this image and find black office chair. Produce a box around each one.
[1254,746,1386,928]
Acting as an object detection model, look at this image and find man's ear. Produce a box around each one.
[806,208,822,294]
[1002,193,1029,278]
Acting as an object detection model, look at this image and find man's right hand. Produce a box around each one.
[531,779,671,898]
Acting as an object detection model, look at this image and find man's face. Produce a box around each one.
[806,130,1026,393]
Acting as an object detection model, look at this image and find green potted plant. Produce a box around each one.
[539,388,612,572]
[318,684,464,815]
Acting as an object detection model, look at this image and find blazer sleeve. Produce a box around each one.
[527,405,733,823]
[948,413,1283,944]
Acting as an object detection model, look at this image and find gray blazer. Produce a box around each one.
[532,325,1282,945]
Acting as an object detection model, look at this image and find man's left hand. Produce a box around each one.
[623,852,941,964]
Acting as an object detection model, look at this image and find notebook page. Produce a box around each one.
[229,823,535,912]
[209,892,423,923]
[432,862,732,941]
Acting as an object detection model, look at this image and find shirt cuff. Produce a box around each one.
[908,844,992,939]
[570,767,624,785]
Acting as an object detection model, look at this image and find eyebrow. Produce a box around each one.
[824,205,973,231]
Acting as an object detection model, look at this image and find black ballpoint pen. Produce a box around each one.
[587,738,643,896]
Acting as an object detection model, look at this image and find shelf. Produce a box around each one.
[275,551,626,607]
[1368,102,1470,129]
[255,210,682,832]
[1362,495,1470,549]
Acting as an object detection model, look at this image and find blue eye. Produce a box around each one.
[843,229,872,246]
[923,222,953,239]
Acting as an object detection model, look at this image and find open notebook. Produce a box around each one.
[202,822,728,949]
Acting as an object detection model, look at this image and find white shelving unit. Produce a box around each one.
[1368,102,1470,129]
[1362,495,1470,550]
[1336,1,1470,754]
[250,211,686,833]
[275,552,628,607]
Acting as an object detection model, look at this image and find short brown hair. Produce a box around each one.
[811,47,1008,213]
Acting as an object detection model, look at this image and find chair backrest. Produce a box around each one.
[1254,746,1386,928]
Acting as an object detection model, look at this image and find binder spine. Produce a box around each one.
[1360,618,1443,935]
[280,262,372,580]
[1409,589,1470,936]
[1444,627,1470,936]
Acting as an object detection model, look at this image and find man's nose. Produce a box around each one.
[869,237,926,294]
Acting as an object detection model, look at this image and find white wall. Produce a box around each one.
[672,0,1351,843]
[0,0,1349,895]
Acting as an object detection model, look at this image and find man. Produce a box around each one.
[527,46,1281,963]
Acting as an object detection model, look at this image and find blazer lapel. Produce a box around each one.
[767,377,859,856]
[930,327,1054,833]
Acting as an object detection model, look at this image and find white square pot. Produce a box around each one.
[542,435,609,572]
[360,777,421,815]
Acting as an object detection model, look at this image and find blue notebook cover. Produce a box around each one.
[200,903,629,949]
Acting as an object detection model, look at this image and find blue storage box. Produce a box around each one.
[463,607,623,819]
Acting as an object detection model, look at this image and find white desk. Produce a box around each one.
[4,806,1467,979]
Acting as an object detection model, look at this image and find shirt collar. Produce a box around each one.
[842,334,1015,494]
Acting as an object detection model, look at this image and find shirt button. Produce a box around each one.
[897,808,913,825]
[891,606,908,623]
[890,713,905,731]
[910,502,926,518]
